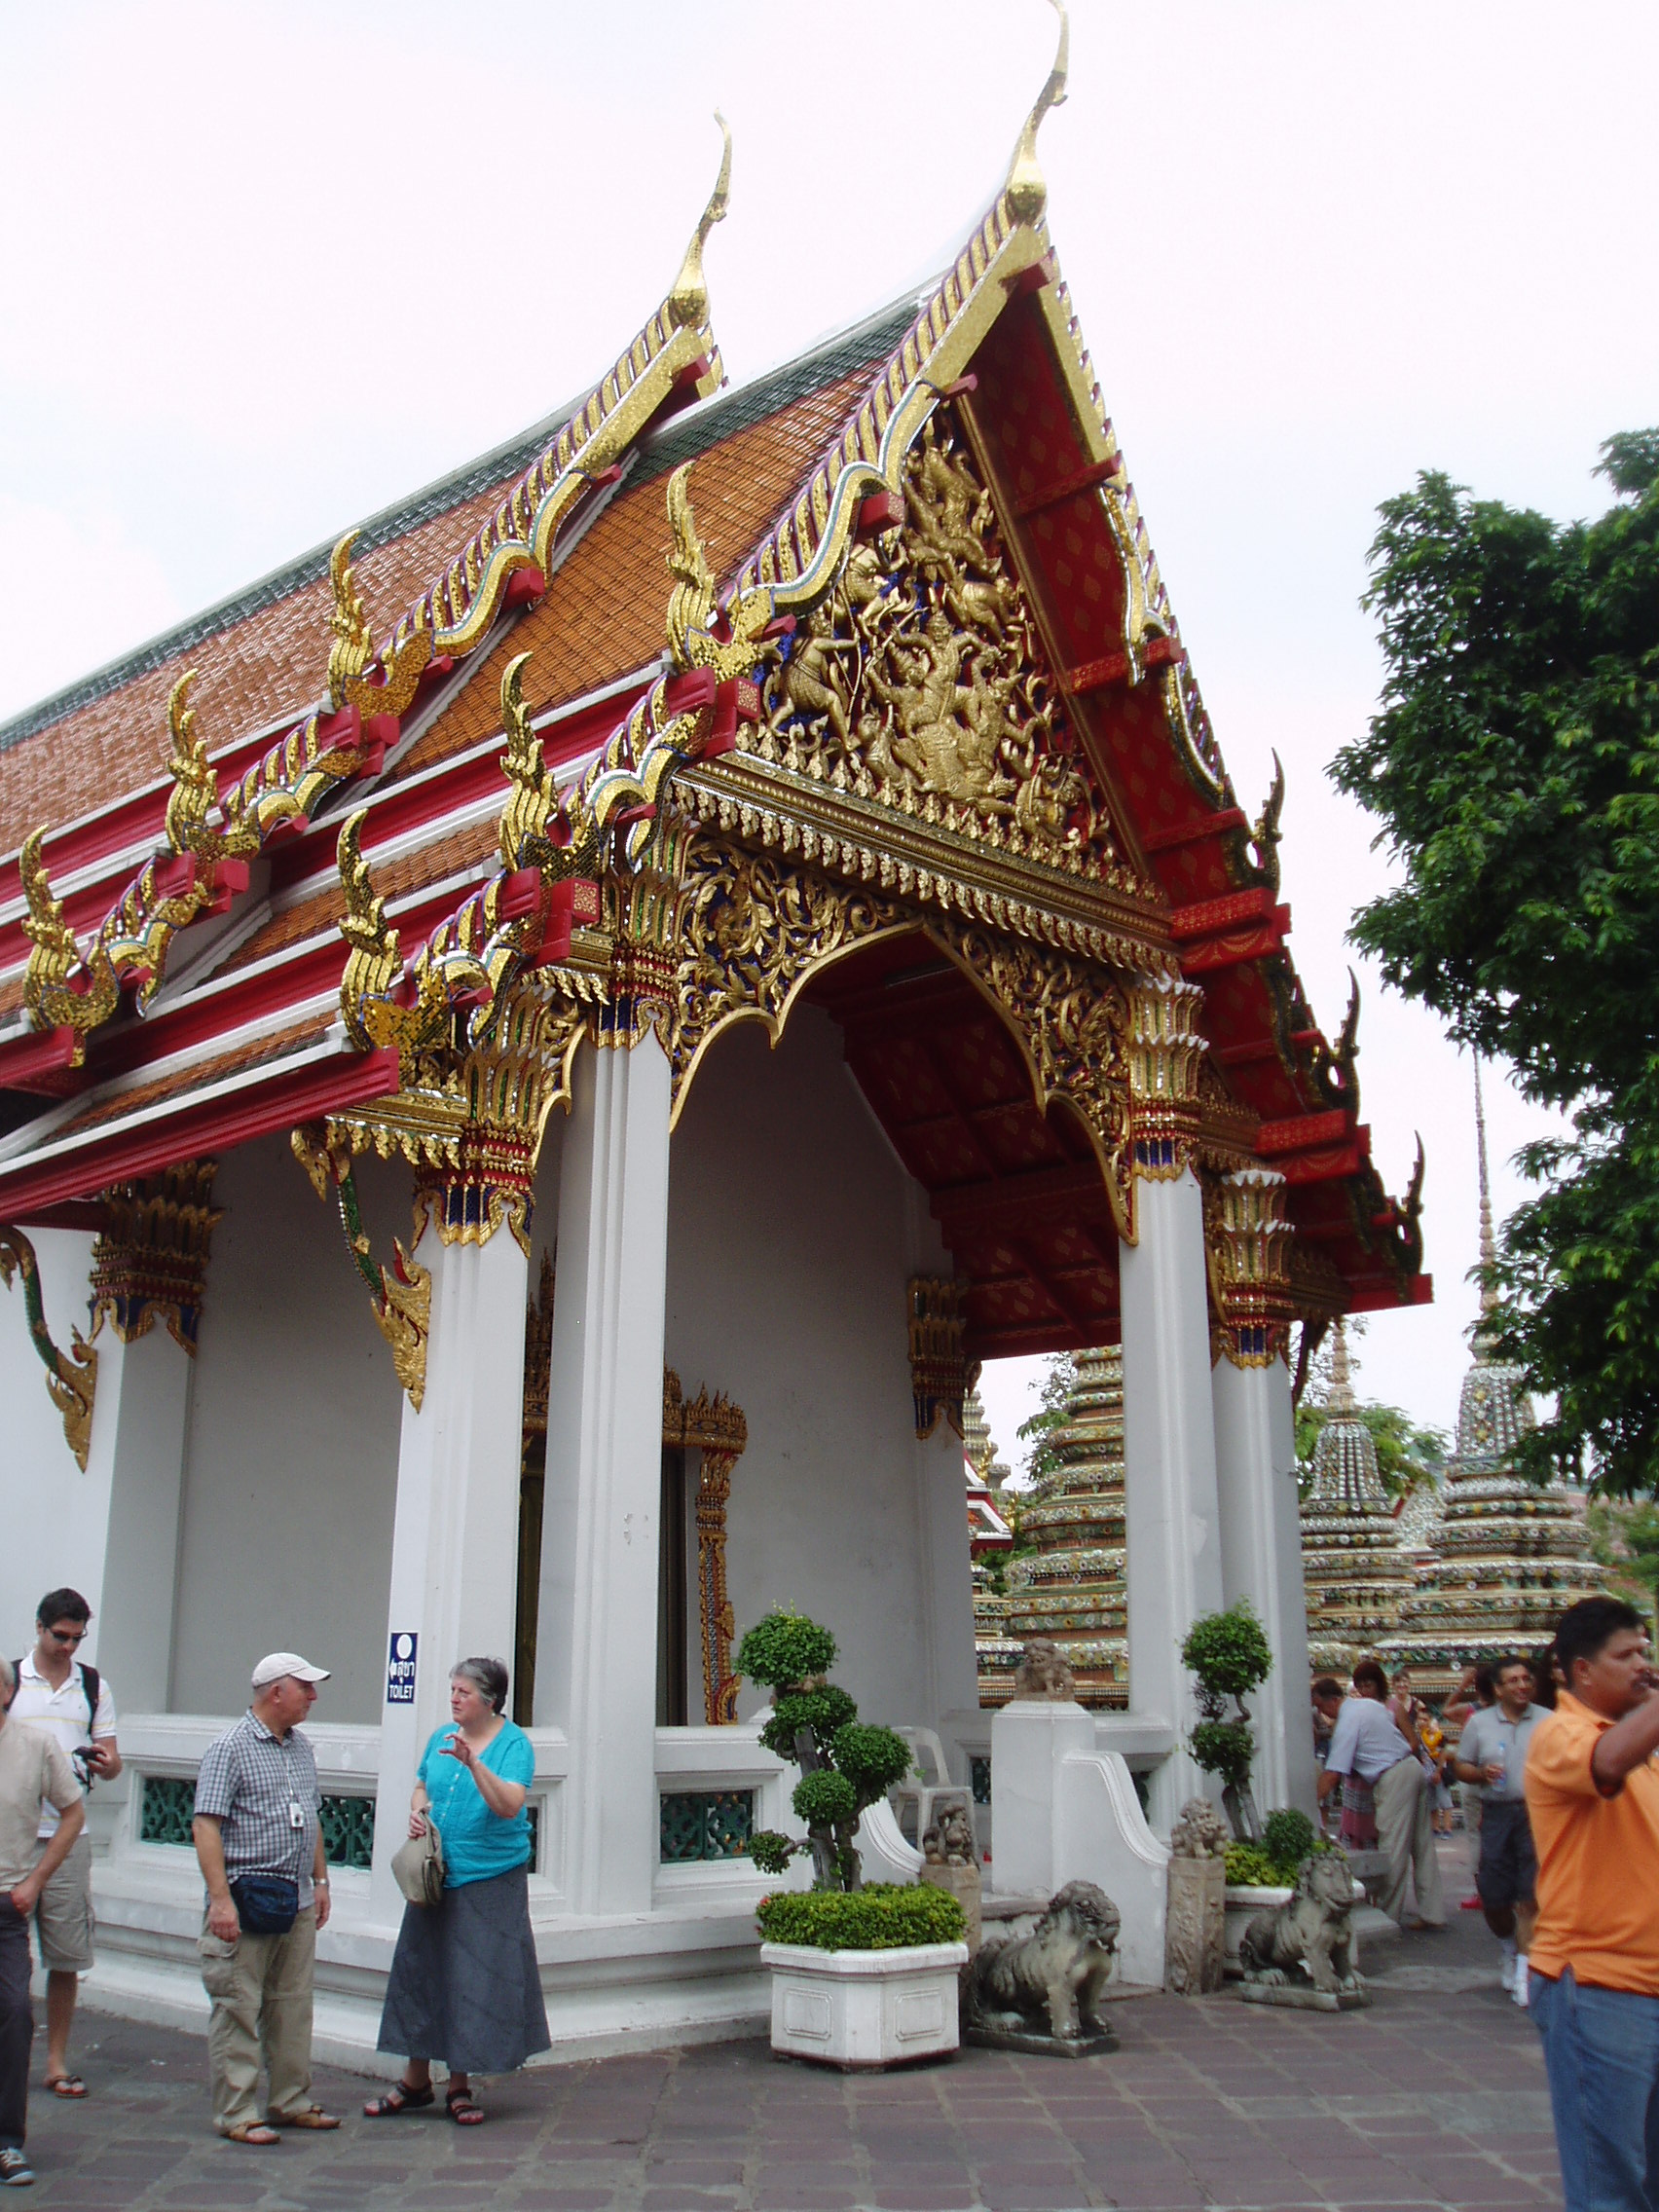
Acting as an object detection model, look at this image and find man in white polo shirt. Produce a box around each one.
[1317,1657,1446,1927]
[9,1588,120,2102]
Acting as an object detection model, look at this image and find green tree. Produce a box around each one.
[1587,1498,1659,1629]
[1333,430,1659,1494]
[1016,1350,1076,1487]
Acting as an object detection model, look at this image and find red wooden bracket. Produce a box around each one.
[1013,457,1124,521]
[0,1026,81,1094]
[857,491,905,536]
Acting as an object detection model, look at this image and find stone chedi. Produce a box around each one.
[1001,1349,1128,1710]
[964,1387,1019,1707]
[1381,1068,1602,1694]
[1300,1322,1416,1672]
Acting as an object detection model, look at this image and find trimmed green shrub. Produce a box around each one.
[756,1882,967,1951]
[1224,1843,1285,1889]
[1263,1807,1316,1870]
[738,1608,914,1892]
[1181,1601,1273,1840]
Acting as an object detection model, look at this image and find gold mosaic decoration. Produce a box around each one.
[90,1159,223,1353]
[664,1369,750,1725]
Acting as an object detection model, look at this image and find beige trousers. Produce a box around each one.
[198,1904,316,2133]
[1374,1756,1445,1927]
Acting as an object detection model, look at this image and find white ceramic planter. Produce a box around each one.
[1223,1883,1292,1975]
[760,1940,970,2068]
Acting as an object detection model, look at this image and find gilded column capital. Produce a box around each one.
[1125,976,1206,1180]
[1210,1164,1295,1369]
[90,1160,222,1353]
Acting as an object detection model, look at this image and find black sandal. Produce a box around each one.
[363,2081,435,2118]
[446,2085,486,2126]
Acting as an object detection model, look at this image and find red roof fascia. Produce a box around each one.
[0,1046,400,1217]
[0,1026,80,1094]
[1346,1273,1434,1312]
[1256,1109,1351,1156]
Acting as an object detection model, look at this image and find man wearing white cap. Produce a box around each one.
[190,1654,340,2144]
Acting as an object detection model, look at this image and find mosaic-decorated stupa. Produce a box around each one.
[1301,1320,1417,1673]
[963,1386,1019,1708]
[999,1347,1128,1709]
[1381,1064,1603,1695]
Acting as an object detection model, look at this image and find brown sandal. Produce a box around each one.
[224,2121,280,2146]
[446,2084,485,2125]
[364,2082,435,2118]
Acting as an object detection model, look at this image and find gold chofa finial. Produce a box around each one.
[1005,0,1068,223]
[668,113,732,331]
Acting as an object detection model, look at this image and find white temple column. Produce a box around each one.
[81,1164,218,1707]
[535,1029,671,1918]
[1118,979,1225,1833]
[368,1183,531,1927]
[1210,1168,1315,1819]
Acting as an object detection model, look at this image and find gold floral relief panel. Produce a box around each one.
[743,410,1134,891]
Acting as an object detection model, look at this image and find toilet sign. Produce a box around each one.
[386,1632,418,1704]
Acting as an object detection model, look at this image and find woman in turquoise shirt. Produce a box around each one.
[365,1658,549,2124]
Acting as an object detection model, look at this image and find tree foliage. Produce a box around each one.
[1295,1397,1447,1502]
[1333,431,1659,1493]
[1016,1351,1077,1487]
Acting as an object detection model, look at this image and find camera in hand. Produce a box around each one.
[71,1746,97,1793]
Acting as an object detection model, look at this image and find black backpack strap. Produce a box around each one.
[82,1664,100,1730]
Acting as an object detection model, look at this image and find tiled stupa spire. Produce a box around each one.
[1381,1060,1603,1692]
[964,1386,1017,1707]
[1301,1320,1416,1671]
[1000,1348,1128,1709]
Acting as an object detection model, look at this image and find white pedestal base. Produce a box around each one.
[760,1941,968,2068]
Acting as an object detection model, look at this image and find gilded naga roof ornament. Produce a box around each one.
[667,113,732,332]
[325,533,376,712]
[1251,750,1285,896]
[1004,0,1068,222]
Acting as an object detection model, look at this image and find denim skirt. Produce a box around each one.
[377,1863,550,2074]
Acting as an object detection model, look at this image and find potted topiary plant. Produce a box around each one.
[1180,1601,1273,1842]
[740,1608,968,2068]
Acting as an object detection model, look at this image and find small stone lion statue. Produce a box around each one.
[967,1881,1121,2044]
[1011,1638,1077,1702]
[1238,1853,1365,1997]
[1168,1797,1231,1860]
[921,1804,975,1866]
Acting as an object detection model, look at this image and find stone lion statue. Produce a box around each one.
[922,1804,975,1866]
[967,1881,1120,2043]
[1011,1638,1077,1702]
[1238,1853,1365,1997]
[1169,1797,1231,1860]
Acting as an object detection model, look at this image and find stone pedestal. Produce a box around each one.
[921,1861,982,1955]
[1165,1854,1226,1995]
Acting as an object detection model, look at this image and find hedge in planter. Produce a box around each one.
[756,1883,966,1951]
[739,1608,914,1892]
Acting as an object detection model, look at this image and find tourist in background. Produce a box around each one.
[367,1658,548,2126]
[0,1654,85,2189]
[1390,1666,1454,1834]
[1318,1658,1445,1927]
[8,1588,120,2101]
[1524,1596,1659,2212]
[1311,1677,1350,1839]
[191,1655,339,2145]
[1444,1663,1495,1837]
[1451,1653,1545,2006]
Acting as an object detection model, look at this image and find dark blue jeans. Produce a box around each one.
[1532,1967,1659,2211]
[0,1903,31,2150]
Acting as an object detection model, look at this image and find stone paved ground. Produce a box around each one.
[16,1839,1561,2212]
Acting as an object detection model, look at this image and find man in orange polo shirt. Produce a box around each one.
[1524,1596,1659,2212]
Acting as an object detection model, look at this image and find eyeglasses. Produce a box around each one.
[45,1628,87,1645]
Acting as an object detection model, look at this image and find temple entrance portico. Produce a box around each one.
[0,15,1429,2059]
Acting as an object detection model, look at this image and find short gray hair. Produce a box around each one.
[451,1657,508,1715]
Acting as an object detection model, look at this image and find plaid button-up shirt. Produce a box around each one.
[193,1711,320,1901]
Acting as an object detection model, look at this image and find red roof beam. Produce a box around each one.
[1140,809,1250,855]
[1012,456,1124,522]
[0,1045,400,1217]
[1346,1273,1435,1312]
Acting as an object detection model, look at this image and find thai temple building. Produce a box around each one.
[962,1385,1019,1708]
[0,10,1428,2049]
[1300,1321,1417,1673]
[1000,1347,1129,1708]
[1381,1067,1601,1695]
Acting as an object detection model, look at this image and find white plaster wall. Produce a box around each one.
[0,1226,111,1655]
[664,1006,977,1746]
[169,1133,408,1722]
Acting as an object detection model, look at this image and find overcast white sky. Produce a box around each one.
[3,1,1655,1460]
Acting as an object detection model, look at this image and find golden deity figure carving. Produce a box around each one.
[749,414,1122,881]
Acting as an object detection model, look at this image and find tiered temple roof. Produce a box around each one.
[1301,1321,1416,1673]
[1381,1066,1602,1693]
[999,1347,1128,1709]
[963,1385,1014,1558]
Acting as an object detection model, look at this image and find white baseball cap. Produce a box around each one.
[251,1652,330,1689]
